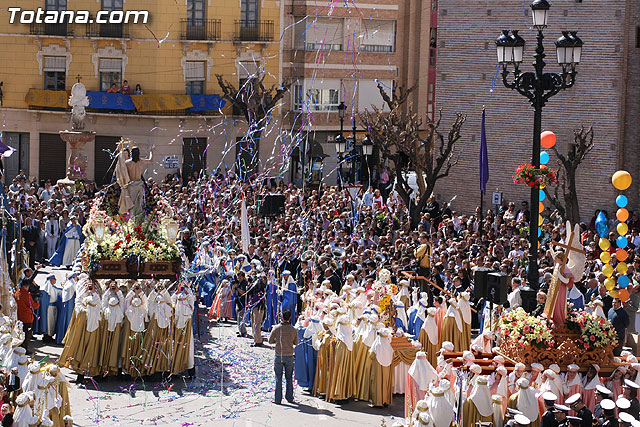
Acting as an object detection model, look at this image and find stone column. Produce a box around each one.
[59,130,96,180]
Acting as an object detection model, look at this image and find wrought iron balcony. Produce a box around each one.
[85,22,129,38]
[234,20,274,42]
[180,19,221,41]
[30,22,73,37]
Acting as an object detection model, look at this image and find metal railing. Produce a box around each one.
[234,20,274,42]
[85,22,129,38]
[30,22,73,36]
[179,19,221,40]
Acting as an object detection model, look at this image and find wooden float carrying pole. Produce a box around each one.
[401,271,478,313]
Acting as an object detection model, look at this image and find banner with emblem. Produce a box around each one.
[130,94,193,112]
[86,91,136,110]
[24,89,70,109]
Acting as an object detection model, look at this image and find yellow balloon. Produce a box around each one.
[612,170,632,190]
[617,222,629,236]
[604,278,616,290]
[609,289,619,299]
[600,252,611,263]
[603,263,614,278]
[538,215,543,226]
[617,262,628,275]
[599,238,610,251]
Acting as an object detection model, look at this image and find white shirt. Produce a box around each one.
[172,287,195,329]
[101,290,125,332]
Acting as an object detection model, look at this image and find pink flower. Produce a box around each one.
[590,335,596,341]
[524,325,531,333]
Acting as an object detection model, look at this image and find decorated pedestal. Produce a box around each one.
[90,259,181,279]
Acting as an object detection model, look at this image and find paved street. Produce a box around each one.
[32,268,403,426]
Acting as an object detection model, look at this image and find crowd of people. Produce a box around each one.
[3,151,640,426]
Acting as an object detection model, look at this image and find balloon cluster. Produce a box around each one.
[537,131,556,240]
[599,170,633,301]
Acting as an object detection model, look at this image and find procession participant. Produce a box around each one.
[172,281,195,377]
[508,363,527,395]
[35,275,59,342]
[312,316,336,397]
[508,379,541,427]
[582,364,603,411]
[429,386,455,427]
[622,380,640,419]
[405,351,437,419]
[122,282,148,377]
[394,298,409,332]
[15,278,39,354]
[99,280,125,377]
[46,365,70,425]
[418,307,439,366]
[515,414,532,427]
[538,370,563,413]
[55,272,78,345]
[48,216,83,268]
[208,279,233,322]
[471,330,493,354]
[563,365,583,399]
[549,365,565,403]
[13,392,34,427]
[410,399,429,427]
[142,281,172,376]
[408,293,428,338]
[458,292,472,351]
[617,397,631,419]
[0,333,11,366]
[619,412,635,427]
[17,354,28,383]
[295,316,322,391]
[566,393,592,427]
[466,364,484,398]
[606,367,625,400]
[553,404,570,427]
[462,376,494,427]
[599,399,617,427]
[248,273,266,347]
[540,392,559,427]
[531,363,545,390]
[491,365,509,413]
[594,385,613,422]
[368,327,393,407]
[280,271,298,325]
[398,280,411,309]
[440,298,463,351]
[21,363,42,394]
[355,314,378,401]
[326,315,355,401]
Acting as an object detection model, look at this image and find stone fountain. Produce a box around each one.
[60,82,95,180]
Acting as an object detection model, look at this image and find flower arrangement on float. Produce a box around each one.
[82,192,181,277]
[498,307,555,349]
[566,310,618,350]
[513,163,558,189]
[371,268,399,328]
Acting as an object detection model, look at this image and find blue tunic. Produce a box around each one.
[294,326,316,390]
[55,294,75,344]
[280,282,298,325]
[262,281,278,331]
[34,290,50,335]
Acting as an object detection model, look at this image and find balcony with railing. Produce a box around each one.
[85,22,129,38]
[30,22,73,37]
[179,19,221,41]
[234,20,274,42]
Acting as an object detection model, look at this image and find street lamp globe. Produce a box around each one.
[362,135,373,156]
[530,0,550,30]
[511,30,526,65]
[555,31,572,66]
[334,134,347,154]
[496,30,514,66]
[337,101,347,120]
[568,31,584,64]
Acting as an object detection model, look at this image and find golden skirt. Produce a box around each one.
[441,316,464,352]
[369,354,393,407]
[78,324,103,377]
[171,319,192,375]
[98,323,123,376]
[326,340,355,401]
[122,319,146,377]
[58,311,85,368]
[142,318,172,375]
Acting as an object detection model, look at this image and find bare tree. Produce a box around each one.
[216,74,290,176]
[362,84,465,227]
[543,125,595,224]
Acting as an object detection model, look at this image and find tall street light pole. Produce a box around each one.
[351,114,358,184]
[496,0,583,288]
[335,101,347,189]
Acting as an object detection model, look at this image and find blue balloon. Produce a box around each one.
[538,228,542,237]
[616,195,628,208]
[539,189,546,201]
[540,151,550,165]
[617,235,628,249]
[618,275,630,288]
[595,211,609,238]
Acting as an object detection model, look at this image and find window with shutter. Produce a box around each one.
[185,61,205,81]
[44,56,66,72]
[43,56,66,90]
[305,18,343,51]
[361,20,396,52]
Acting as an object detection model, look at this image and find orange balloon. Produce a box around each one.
[619,288,630,302]
[539,202,545,212]
[612,170,632,190]
[616,249,628,262]
[540,165,547,169]
[541,131,557,149]
[617,208,629,222]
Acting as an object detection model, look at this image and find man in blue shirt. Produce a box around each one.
[608,298,629,356]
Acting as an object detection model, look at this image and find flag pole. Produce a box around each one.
[479,105,486,238]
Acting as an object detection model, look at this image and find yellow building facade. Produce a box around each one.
[0,0,282,185]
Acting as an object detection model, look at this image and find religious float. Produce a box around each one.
[497,221,618,371]
[81,138,182,279]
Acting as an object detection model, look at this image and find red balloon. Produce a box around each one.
[541,131,556,149]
